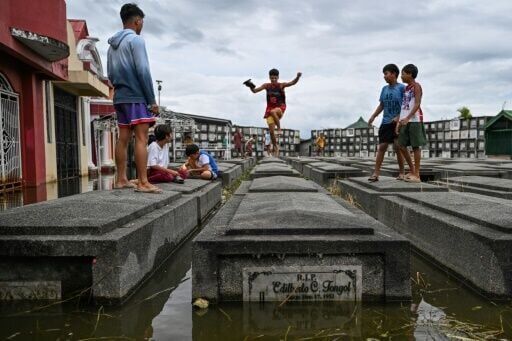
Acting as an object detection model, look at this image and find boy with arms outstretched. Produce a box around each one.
[244,69,301,156]
[395,64,427,183]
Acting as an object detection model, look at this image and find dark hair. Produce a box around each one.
[382,64,400,77]
[120,3,145,24]
[402,64,418,79]
[185,144,200,156]
[269,68,279,77]
[154,124,171,141]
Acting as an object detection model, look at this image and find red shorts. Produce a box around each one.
[264,105,286,118]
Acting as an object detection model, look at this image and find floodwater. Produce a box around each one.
[0,235,511,341]
[1,174,511,340]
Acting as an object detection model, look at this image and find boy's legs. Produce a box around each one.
[269,108,283,131]
[397,124,415,177]
[398,145,415,176]
[413,148,421,178]
[371,142,389,178]
[134,123,160,191]
[393,139,405,177]
[200,170,216,180]
[114,126,132,188]
[409,122,426,179]
[147,169,174,183]
[267,118,279,157]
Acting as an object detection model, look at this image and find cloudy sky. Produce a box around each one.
[67,0,512,136]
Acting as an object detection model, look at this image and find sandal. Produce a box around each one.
[368,175,379,183]
[113,182,136,189]
[396,174,405,181]
[404,176,421,183]
[173,176,185,184]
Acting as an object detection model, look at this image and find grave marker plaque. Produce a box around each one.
[243,266,362,302]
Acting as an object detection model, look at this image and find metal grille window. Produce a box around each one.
[0,73,22,191]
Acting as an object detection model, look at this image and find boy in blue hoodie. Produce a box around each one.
[108,3,161,193]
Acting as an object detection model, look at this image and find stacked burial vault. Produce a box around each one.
[192,157,411,303]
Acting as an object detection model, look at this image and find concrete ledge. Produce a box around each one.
[303,163,366,187]
[217,163,243,187]
[431,176,512,199]
[377,192,512,297]
[250,163,301,179]
[220,158,252,172]
[337,177,447,218]
[432,163,508,178]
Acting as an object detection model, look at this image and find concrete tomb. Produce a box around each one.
[250,162,301,179]
[0,180,222,303]
[378,191,512,297]
[302,162,365,187]
[217,162,243,187]
[337,176,447,218]
[432,175,512,199]
[192,175,411,303]
[432,163,508,178]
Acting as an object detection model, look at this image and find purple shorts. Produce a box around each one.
[114,103,156,127]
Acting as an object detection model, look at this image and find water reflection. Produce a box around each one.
[0,243,510,340]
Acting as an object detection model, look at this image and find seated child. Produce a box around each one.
[135,124,187,184]
[182,144,218,180]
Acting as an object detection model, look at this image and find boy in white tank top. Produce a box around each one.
[395,64,427,183]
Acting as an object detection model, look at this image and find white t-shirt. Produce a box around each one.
[197,154,212,171]
[147,141,169,168]
[264,133,271,145]
[399,83,423,122]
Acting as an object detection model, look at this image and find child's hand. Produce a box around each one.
[400,118,410,126]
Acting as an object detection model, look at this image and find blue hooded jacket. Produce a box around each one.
[107,29,156,105]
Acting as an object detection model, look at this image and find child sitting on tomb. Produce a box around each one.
[181,144,218,180]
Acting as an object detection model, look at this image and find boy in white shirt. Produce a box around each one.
[145,125,187,184]
[182,144,218,180]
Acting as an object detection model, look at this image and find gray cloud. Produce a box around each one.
[67,0,512,136]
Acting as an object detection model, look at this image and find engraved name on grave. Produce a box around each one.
[243,266,362,302]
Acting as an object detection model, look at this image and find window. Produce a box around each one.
[347,128,355,137]
[450,119,460,131]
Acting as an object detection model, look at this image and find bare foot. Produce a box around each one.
[135,183,162,193]
[114,179,136,189]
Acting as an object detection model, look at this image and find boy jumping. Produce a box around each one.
[367,64,405,182]
[395,64,427,183]
[244,69,301,156]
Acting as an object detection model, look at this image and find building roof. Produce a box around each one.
[165,111,233,126]
[485,110,512,130]
[68,20,89,42]
[345,116,369,129]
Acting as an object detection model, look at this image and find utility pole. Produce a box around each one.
[156,80,163,107]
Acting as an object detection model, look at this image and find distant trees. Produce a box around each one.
[457,106,472,119]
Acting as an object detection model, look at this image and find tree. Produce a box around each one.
[457,106,472,119]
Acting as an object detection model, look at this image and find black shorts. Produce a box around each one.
[378,122,397,144]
